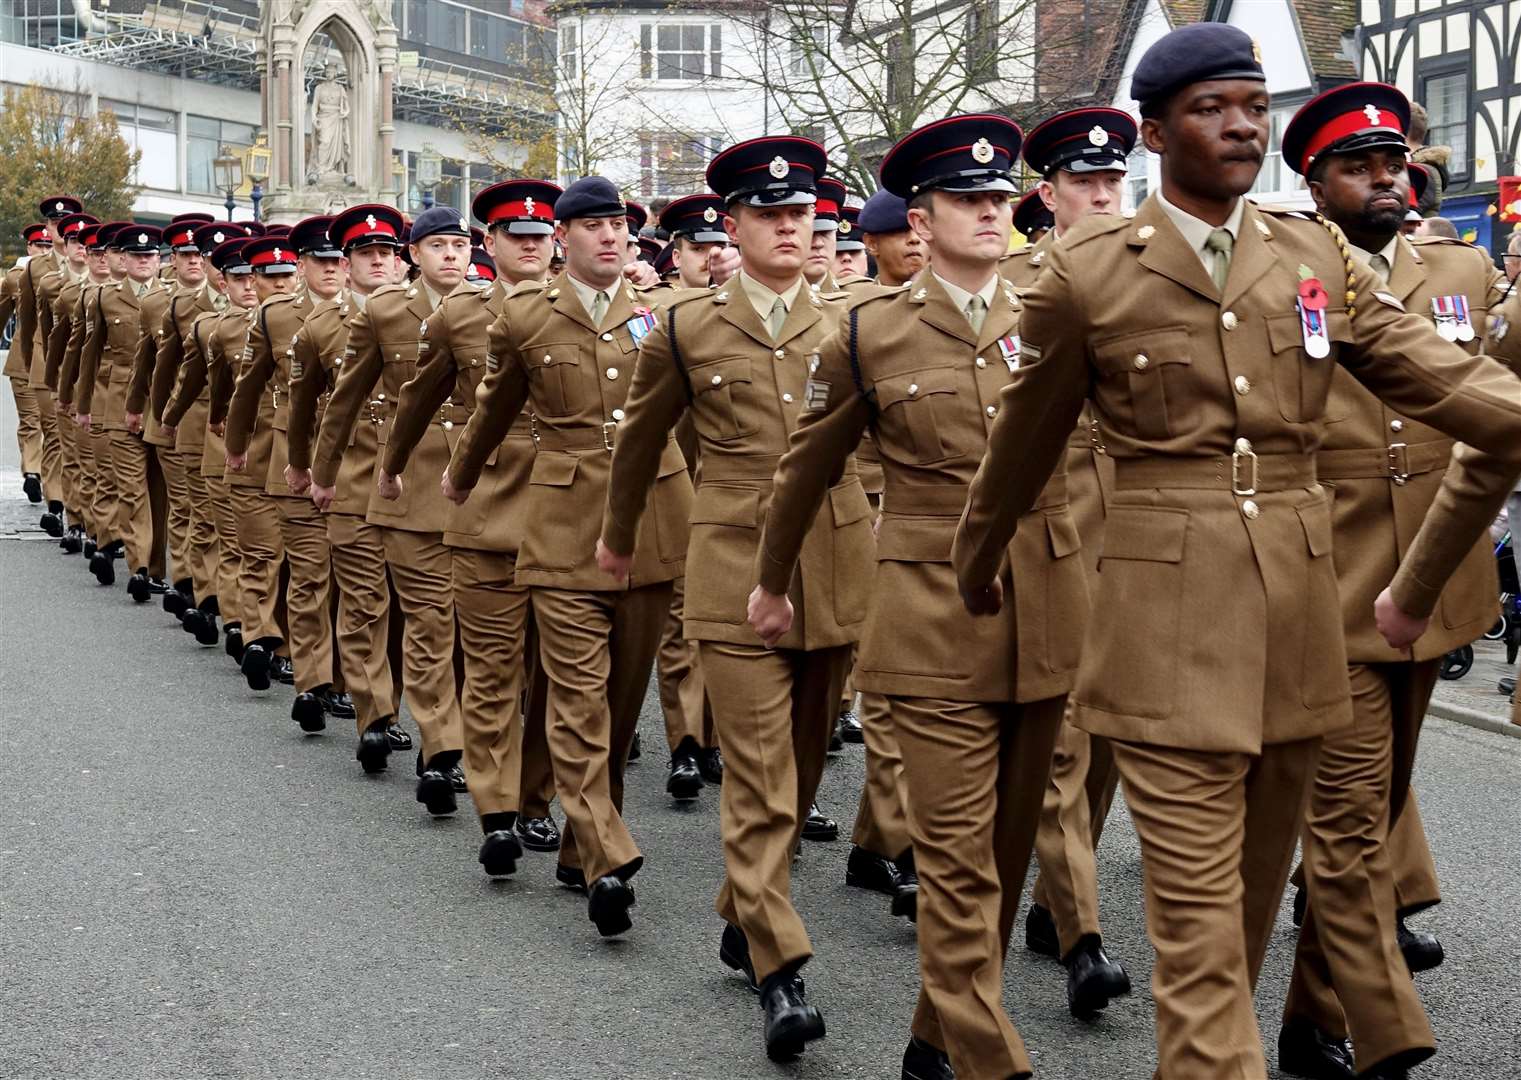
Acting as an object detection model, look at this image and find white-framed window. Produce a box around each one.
[102,100,180,191]
[640,23,722,81]
[1250,107,1304,197]
[639,131,724,197]
[560,20,579,80]
[1422,70,1468,176]
[1124,143,1151,211]
[789,26,827,76]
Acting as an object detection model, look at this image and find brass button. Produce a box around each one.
[606,367,618,380]
[774,348,785,359]
[1133,353,1149,370]
[1390,419,1404,432]
[601,332,613,342]
[1233,375,1251,395]
[1242,499,1260,519]
[377,393,386,401]
[442,421,453,431]
[711,374,722,386]
[1235,436,1252,454]
[908,383,919,396]
[543,354,552,364]
[782,393,794,404]
[985,404,997,417]
[975,357,987,368]
[611,408,625,421]
[1222,311,1238,330]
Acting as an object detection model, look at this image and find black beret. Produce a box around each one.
[1131,23,1265,115]
[879,114,1022,198]
[1281,81,1411,178]
[857,190,910,234]
[1024,107,1137,177]
[555,176,628,221]
[707,136,826,207]
[290,215,342,258]
[409,205,472,244]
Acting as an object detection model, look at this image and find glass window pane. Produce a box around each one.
[138,105,176,131]
[138,127,178,190]
[99,98,134,121]
[683,25,703,50]
[658,25,678,51]
[188,114,220,139]
[223,121,256,147]
[186,135,218,194]
[658,54,680,80]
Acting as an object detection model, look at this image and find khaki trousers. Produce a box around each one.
[34,388,63,505]
[532,583,670,885]
[849,690,912,860]
[109,432,159,574]
[1031,718,1119,956]
[56,415,84,527]
[897,695,1064,1080]
[704,640,852,984]
[66,418,98,535]
[381,527,462,762]
[205,473,243,627]
[228,483,285,644]
[274,496,335,693]
[1114,737,1320,1080]
[9,376,43,475]
[1283,660,1440,1072]
[180,462,219,607]
[326,513,395,732]
[657,576,712,751]
[158,448,192,586]
[519,612,557,819]
[1390,789,1440,913]
[87,429,120,546]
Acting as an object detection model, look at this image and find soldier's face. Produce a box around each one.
[487,228,552,284]
[106,251,126,277]
[27,239,49,255]
[557,215,628,288]
[725,203,811,281]
[300,254,343,298]
[224,271,258,308]
[833,249,867,277]
[1143,80,1268,200]
[1308,149,1410,237]
[908,191,1012,266]
[206,265,225,292]
[254,273,294,300]
[175,251,206,287]
[673,238,726,289]
[347,244,394,292]
[410,234,469,290]
[46,220,63,245]
[65,237,87,267]
[1041,170,1126,232]
[864,229,926,286]
[805,226,836,283]
[125,252,159,282]
[87,250,110,279]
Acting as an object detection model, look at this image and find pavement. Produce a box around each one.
[1,410,1519,1078]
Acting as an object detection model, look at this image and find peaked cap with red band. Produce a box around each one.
[1282,81,1411,178]
[328,204,404,252]
[707,135,827,207]
[79,224,105,249]
[472,180,560,236]
[57,212,99,239]
[879,113,1022,198]
[242,235,299,274]
[1014,189,1054,238]
[210,238,253,275]
[290,215,341,258]
[21,223,49,244]
[192,222,254,255]
[164,212,215,252]
[813,177,848,232]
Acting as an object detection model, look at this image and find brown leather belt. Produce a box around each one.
[699,453,860,484]
[530,418,617,451]
[881,473,1068,516]
[1316,439,1453,483]
[1115,451,1316,493]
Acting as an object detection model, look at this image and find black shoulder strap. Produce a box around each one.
[847,307,877,418]
[666,304,694,402]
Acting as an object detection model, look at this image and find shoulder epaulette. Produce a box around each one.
[1065,214,1130,248]
[664,287,714,310]
[1408,235,1472,249]
[845,282,912,312]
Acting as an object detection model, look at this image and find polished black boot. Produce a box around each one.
[291,687,328,733]
[1397,913,1443,973]
[268,654,295,685]
[183,597,220,645]
[40,500,64,537]
[240,641,272,691]
[416,751,459,816]
[22,473,42,503]
[126,567,153,603]
[478,813,523,877]
[699,745,724,784]
[514,814,561,852]
[163,579,193,619]
[760,969,825,1061]
[223,622,244,662]
[891,850,919,922]
[1063,935,1131,1019]
[60,524,84,554]
[587,873,636,937]
[89,548,116,586]
[667,735,704,801]
[801,802,838,842]
[1025,902,1060,959]
[901,1035,954,1080]
[356,717,393,774]
[838,708,864,744]
[82,536,97,560]
[384,723,412,751]
[320,687,356,721]
[1278,1018,1354,1080]
[845,845,904,897]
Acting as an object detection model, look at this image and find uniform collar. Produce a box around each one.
[931,269,999,321]
[1347,234,1401,283]
[566,272,619,327]
[737,268,804,323]
[1155,187,1245,274]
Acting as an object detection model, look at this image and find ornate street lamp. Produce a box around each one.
[213,145,243,221]
[244,134,272,222]
[417,146,442,210]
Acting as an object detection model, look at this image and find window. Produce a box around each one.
[639,132,723,197]
[965,1,998,83]
[1422,71,1469,176]
[186,114,256,195]
[1124,144,1151,211]
[560,21,580,79]
[640,23,722,81]
[103,100,180,191]
[469,10,490,58]
[790,27,827,76]
[437,158,465,213]
[427,2,466,52]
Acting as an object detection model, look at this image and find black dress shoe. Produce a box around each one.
[89,551,115,586]
[828,719,844,752]
[902,1035,954,1080]
[892,851,919,923]
[447,762,467,792]
[60,525,83,554]
[699,746,724,784]
[515,815,562,852]
[291,691,327,733]
[224,624,244,662]
[163,582,192,618]
[760,971,825,1061]
[801,803,838,842]
[241,643,272,691]
[1397,916,1443,973]
[838,709,865,744]
[40,505,64,537]
[479,829,524,877]
[720,922,759,991]
[667,737,704,801]
[321,688,356,720]
[268,654,295,685]
[384,723,412,750]
[126,568,152,603]
[1278,1018,1354,1080]
[845,845,903,896]
[555,864,587,893]
[1064,936,1131,1019]
[356,719,391,774]
[184,608,219,646]
[587,875,636,937]
[22,473,41,503]
[416,764,458,816]
[1293,885,1307,927]
[82,537,97,560]
[627,732,642,762]
[145,576,169,596]
[1025,903,1060,959]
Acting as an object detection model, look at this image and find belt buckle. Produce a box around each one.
[1231,447,1258,496]
[602,420,617,451]
[1387,442,1410,485]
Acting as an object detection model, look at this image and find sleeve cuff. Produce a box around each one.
[1389,570,1442,621]
[756,545,794,597]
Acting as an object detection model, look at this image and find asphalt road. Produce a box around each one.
[1,477,1518,1079]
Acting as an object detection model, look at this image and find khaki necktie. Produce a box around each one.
[1205,228,1234,291]
[591,289,610,327]
[1369,253,1391,284]
[767,296,788,339]
[965,294,987,336]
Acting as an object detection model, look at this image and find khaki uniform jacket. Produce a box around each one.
[228,289,326,498]
[448,271,693,590]
[287,291,373,516]
[57,280,106,410]
[170,308,225,461]
[77,277,162,432]
[313,282,453,531]
[757,270,1088,703]
[138,283,216,449]
[1320,235,1505,662]
[605,280,873,650]
[182,305,254,480]
[30,255,71,389]
[44,276,88,393]
[0,264,22,367]
[952,196,1521,753]
[10,249,56,380]
[385,280,534,554]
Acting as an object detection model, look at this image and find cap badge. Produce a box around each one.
[702,206,718,223]
[971,138,996,164]
[1251,38,1262,64]
[365,213,377,229]
[273,246,283,260]
[523,197,535,215]
[137,232,148,245]
[837,219,850,235]
[55,201,65,212]
[213,231,225,244]
[769,155,790,179]
[1363,104,1382,126]
[1088,125,1108,147]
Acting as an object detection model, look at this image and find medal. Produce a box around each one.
[624,307,657,347]
[996,334,1020,372]
[1430,296,1460,341]
[1453,294,1475,341]
[1296,271,1330,359]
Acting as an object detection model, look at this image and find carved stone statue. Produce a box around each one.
[308,61,351,182]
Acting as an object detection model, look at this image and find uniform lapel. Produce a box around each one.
[775,289,822,348]
[1131,194,1220,304]
[975,278,1021,355]
[714,281,779,352]
[605,281,636,332]
[910,270,977,347]
[1387,237,1428,303]
[551,272,599,335]
[1220,202,1276,310]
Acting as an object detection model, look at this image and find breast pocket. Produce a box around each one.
[527,343,586,417]
[689,356,758,441]
[1265,309,1352,424]
[875,369,964,465]
[1091,327,1192,440]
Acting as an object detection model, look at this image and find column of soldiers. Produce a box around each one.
[9,21,1521,1080]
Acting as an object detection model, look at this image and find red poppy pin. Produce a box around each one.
[1297,265,1327,311]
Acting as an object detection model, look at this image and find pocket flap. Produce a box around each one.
[531,343,581,367]
[1297,497,1333,557]
[656,439,689,478]
[876,515,953,562]
[1102,506,1188,562]
[529,452,579,487]
[1045,510,1081,559]
[1091,327,1191,373]
[690,484,758,527]
[690,356,753,394]
[829,479,870,526]
[875,370,957,409]
[1266,308,1353,353]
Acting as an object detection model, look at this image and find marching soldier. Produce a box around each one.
[22,195,83,537]
[1001,106,1134,1018]
[312,205,470,812]
[1273,83,1507,1080]
[803,177,846,291]
[40,212,97,549]
[382,180,564,872]
[444,176,694,935]
[2,223,51,504]
[659,194,731,292]
[748,114,1087,1080]
[49,220,110,555]
[602,136,873,1060]
[859,191,926,288]
[950,24,1521,1078]
[227,216,349,725]
[285,206,409,770]
[832,203,867,279]
[1013,190,1054,246]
